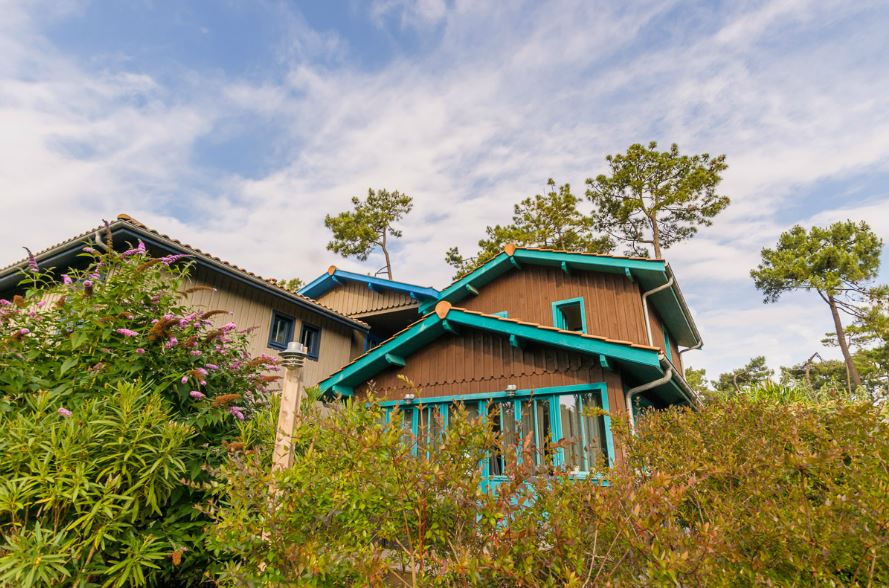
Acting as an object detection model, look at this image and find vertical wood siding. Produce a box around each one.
[183,266,359,386]
[317,281,416,316]
[459,266,648,345]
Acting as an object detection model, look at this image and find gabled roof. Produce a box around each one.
[319,301,696,406]
[0,214,369,331]
[299,266,439,301]
[419,245,702,347]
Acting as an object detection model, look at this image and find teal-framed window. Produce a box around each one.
[378,383,614,488]
[551,297,587,333]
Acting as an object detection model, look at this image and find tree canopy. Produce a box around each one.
[585,141,729,258]
[751,220,883,390]
[324,188,413,280]
[446,179,612,278]
[714,356,774,394]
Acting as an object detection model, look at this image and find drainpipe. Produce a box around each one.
[642,277,674,346]
[679,340,703,359]
[625,365,673,433]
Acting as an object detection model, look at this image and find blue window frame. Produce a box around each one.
[378,383,614,492]
[300,323,321,360]
[267,311,295,350]
[551,297,587,333]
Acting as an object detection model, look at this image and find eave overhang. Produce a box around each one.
[319,301,694,406]
[419,247,702,348]
[299,266,439,301]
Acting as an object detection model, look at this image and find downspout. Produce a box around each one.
[679,340,703,359]
[625,364,673,433]
[642,277,674,346]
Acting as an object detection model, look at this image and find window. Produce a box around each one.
[267,311,294,350]
[552,297,586,333]
[300,323,321,360]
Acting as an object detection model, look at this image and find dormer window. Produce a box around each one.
[552,297,586,333]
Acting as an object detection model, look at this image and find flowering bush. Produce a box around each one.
[0,238,278,585]
[208,391,889,586]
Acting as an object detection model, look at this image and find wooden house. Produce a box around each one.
[0,214,370,386]
[317,245,701,489]
[299,266,439,344]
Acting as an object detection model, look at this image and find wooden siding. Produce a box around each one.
[459,266,648,345]
[353,327,629,464]
[183,266,358,386]
[647,307,682,373]
[317,280,416,317]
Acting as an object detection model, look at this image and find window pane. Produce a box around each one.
[519,399,535,463]
[558,395,584,471]
[490,401,516,476]
[399,408,414,450]
[300,325,320,357]
[534,399,553,467]
[558,303,584,332]
[270,315,292,346]
[426,406,444,455]
[581,393,608,469]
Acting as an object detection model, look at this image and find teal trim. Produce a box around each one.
[508,334,525,349]
[560,261,570,274]
[662,321,673,362]
[551,296,588,333]
[384,353,405,367]
[493,310,508,318]
[599,386,616,469]
[375,383,603,406]
[624,267,634,282]
[598,354,611,371]
[319,309,662,393]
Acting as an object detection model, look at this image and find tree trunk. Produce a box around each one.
[827,294,862,390]
[649,215,662,258]
[381,231,393,280]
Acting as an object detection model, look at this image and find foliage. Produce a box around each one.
[713,355,773,394]
[324,188,413,280]
[585,141,729,258]
[208,390,889,586]
[751,220,883,389]
[446,179,612,278]
[0,383,190,587]
[275,277,304,292]
[682,366,709,395]
[0,241,276,585]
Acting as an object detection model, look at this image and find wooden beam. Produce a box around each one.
[599,354,612,371]
[384,353,405,367]
[368,282,380,293]
[624,268,634,282]
[509,256,522,270]
[509,334,526,350]
[442,320,459,335]
[464,284,479,296]
[561,261,570,275]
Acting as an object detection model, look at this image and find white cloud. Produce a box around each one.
[1,0,889,377]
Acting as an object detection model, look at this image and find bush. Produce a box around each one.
[0,239,276,585]
[208,391,889,586]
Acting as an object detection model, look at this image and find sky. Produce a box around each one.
[1,0,888,378]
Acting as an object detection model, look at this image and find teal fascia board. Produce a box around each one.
[300,269,439,301]
[422,249,700,348]
[319,308,662,394]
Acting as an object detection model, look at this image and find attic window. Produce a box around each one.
[552,297,586,333]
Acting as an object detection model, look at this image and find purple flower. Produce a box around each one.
[116,328,139,337]
[221,322,237,333]
[122,240,147,256]
[18,328,29,336]
[200,380,207,386]
[194,367,208,377]
[160,254,189,266]
[181,376,188,384]
[229,406,245,421]
[165,337,178,349]
[58,407,72,418]
[83,247,98,254]
[89,273,100,280]
[62,274,72,285]
[0,299,10,306]
[83,280,93,295]
[189,390,206,400]
[190,350,202,357]
[24,247,38,273]
[37,300,46,308]
[136,348,145,355]
[204,363,219,371]
[28,310,36,318]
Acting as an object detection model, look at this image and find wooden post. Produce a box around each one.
[272,341,308,472]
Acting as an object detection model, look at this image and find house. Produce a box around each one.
[298,266,439,344]
[317,245,701,490]
[0,214,370,387]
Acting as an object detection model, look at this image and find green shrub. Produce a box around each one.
[209,391,889,586]
[0,239,275,585]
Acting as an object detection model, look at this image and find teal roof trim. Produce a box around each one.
[319,306,664,395]
[419,248,701,348]
[300,268,439,300]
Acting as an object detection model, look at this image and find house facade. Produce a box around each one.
[317,245,701,489]
[0,214,369,387]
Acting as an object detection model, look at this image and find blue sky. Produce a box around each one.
[2,0,889,378]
